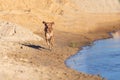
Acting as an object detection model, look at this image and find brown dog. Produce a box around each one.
[42,21,54,49]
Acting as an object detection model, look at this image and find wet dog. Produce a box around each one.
[42,21,54,49]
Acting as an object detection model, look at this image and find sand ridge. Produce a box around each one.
[0,21,43,41]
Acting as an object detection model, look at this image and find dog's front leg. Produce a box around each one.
[50,37,54,48]
[46,39,50,47]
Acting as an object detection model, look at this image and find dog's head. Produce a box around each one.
[42,21,54,28]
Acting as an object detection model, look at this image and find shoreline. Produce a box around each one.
[56,27,120,80]
[65,30,120,80]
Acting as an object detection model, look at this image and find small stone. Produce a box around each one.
[20,46,23,49]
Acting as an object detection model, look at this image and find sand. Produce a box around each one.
[0,0,120,80]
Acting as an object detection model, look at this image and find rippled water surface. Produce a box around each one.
[66,32,120,80]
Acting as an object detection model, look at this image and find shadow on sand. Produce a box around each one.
[21,44,47,50]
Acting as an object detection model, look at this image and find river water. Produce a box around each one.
[66,31,120,80]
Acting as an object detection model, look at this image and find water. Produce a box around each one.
[66,31,120,80]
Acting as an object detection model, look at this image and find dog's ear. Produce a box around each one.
[42,21,46,24]
[51,22,55,25]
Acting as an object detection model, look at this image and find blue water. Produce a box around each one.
[66,33,120,80]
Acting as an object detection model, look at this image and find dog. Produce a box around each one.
[42,21,54,49]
